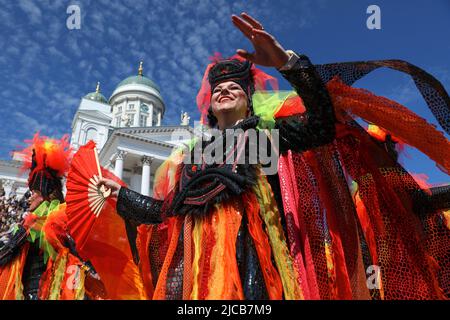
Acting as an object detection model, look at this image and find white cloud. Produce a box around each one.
[12,111,49,133]
[65,35,82,57]
[388,79,418,105]
[48,20,63,43]
[107,27,123,43]
[90,12,105,33]
[48,46,70,63]
[0,0,320,158]
[18,0,42,25]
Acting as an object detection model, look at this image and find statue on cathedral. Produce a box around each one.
[122,114,133,127]
[180,111,190,126]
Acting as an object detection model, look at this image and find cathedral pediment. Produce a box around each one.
[76,109,112,121]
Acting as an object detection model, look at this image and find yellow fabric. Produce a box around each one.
[14,268,24,300]
[48,249,69,300]
[324,241,338,298]
[190,217,203,300]
[150,139,304,300]
[12,253,26,300]
[205,202,243,299]
[444,210,450,230]
[73,268,86,300]
[253,174,304,300]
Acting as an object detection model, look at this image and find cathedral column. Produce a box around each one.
[141,156,153,196]
[114,150,127,180]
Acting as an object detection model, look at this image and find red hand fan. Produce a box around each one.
[66,141,122,249]
[66,142,147,299]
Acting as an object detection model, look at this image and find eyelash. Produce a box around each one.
[214,86,239,93]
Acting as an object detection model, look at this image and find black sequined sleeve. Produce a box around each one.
[0,225,27,266]
[275,53,336,153]
[116,187,163,225]
[428,185,450,212]
[413,185,450,214]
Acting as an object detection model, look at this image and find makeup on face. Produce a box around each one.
[211,81,248,110]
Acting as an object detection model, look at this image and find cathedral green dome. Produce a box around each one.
[115,61,160,92]
[116,75,160,92]
[84,91,108,104]
[84,82,108,104]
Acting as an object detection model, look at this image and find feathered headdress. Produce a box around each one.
[18,132,73,200]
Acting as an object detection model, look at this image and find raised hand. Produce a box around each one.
[232,12,290,69]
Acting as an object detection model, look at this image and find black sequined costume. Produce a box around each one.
[115,54,450,300]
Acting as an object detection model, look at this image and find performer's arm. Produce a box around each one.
[413,185,450,214]
[230,13,336,153]
[428,185,450,211]
[0,225,27,266]
[116,187,163,225]
[275,52,336,153]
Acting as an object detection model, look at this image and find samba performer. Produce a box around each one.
[0,133,102,300]
[97,13,450,299]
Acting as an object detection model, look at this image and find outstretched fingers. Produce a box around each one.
[240,12,264,30]
[232,14,273,46]
[231,14,254,39]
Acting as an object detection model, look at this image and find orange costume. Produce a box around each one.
[114,56,450,299]
[0,134,101,300]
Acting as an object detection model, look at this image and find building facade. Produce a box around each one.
[0,62,193,198]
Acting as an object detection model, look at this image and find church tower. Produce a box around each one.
[70,82,112,151]
[109,62,165,128]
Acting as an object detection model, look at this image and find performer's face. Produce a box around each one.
[211,81,248,120]
[28,190,44,211]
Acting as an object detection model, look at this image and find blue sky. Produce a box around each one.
[0,0,449,184]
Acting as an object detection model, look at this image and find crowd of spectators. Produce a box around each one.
[0,189,30,249]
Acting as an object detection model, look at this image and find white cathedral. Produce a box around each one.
[0,62,194,198]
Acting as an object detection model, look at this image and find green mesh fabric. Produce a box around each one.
[252,90,297,130]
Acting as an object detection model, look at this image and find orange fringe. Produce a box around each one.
[205,202,243,299]
[0,243,28,300]
[152,217,183,299]
[327,77,450,174]
[243,192,283,299]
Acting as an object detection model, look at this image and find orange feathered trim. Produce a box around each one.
[18,132,72,180]
[205,202,244,299]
